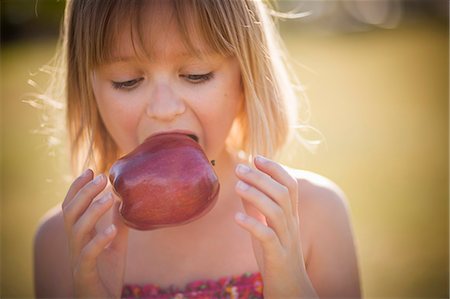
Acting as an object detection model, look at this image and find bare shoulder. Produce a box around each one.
[287,168,361,298]
[290,168,351,221]
[34,205,72,298]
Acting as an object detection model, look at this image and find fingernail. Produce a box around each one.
[256,155,268,164]
[98,192,112,204]
[237,164,250,174]
[93,174,104,185]
[235,212,246,222]
[81,169,91,177]
[105,224,116,235]
[237,180,250,191]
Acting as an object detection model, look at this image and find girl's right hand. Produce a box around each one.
[62,169,129,298]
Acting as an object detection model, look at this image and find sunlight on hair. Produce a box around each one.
[23,90,64,110]
[292,124,327,153]
[269,9,312,20]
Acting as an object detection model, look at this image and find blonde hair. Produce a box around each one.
[54,0,307,174]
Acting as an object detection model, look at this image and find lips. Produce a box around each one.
[148,130,199,144]
[186,134,199,143]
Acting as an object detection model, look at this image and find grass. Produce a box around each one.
[1,17,448,298]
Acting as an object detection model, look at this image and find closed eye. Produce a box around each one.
[181,73,214,84]
[111,78,144,90]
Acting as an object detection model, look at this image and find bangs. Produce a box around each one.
[87,0,236,67]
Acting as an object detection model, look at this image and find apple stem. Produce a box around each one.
[211,160,216,166]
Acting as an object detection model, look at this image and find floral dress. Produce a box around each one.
[122,272,263,299]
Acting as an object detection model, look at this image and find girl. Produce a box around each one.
[34,0,361,298]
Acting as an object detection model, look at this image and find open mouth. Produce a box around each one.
[187,134,199,143]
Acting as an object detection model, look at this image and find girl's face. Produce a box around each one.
[91,7,243,161]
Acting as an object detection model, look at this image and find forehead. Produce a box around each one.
[112,25,208,63]
[105,1,215,65]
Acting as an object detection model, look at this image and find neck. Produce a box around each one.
[212,148,237,183]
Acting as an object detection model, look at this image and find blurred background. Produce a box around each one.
[1,0,448,298]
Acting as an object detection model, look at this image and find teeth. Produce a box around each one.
[187,134,199,142]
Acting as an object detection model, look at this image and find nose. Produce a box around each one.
[146,82,186,121]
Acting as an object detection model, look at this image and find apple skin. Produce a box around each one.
[109,132,220,230]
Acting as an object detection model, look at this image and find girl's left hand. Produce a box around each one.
[234,155,318,299]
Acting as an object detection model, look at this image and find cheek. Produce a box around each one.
[94,89,141,153]
[195,82,243,155]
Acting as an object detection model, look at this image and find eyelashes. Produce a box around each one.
[180,72,214,84]
[111,78,144,90]
[111,73,214,90]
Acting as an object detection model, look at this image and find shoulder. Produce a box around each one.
[287,168,361,298]
[34,205,72,297]
[289,168,351,223]
[34,205,67,258]
[288,168,355,253]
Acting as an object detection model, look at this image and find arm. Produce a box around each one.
[34,169,129,298]
[61,169,129,298]
[34,207,73,297]
[299,175,361,298]
[234,156,361,298]
[234,156,318,298]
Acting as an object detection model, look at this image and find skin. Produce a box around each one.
[34,3,361,298]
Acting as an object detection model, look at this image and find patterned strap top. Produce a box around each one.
[122,272,263,299]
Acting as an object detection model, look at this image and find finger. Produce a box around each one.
[77,224,117,274]
[235,163,293,217]
[71,192,114,257]
[62,169,93,209]
[235,180,290,246]
[254,155,299,216]
[63,174,107,231]
[109,199,129,252]
[234,212,283,256]
[241,199,267,225]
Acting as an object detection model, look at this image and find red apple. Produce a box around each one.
[109,132,220,230]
